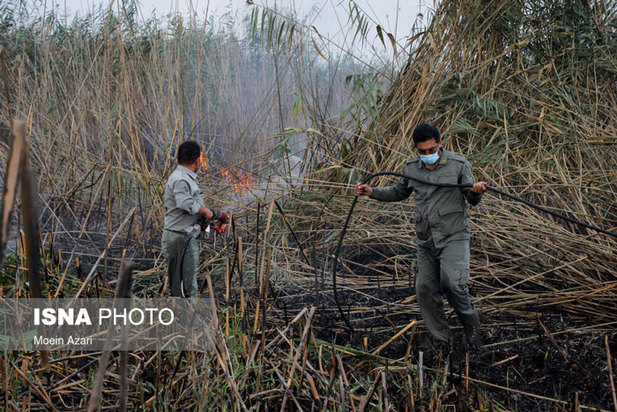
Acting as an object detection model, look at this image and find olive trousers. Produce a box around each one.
[161,230,199,298]
[415,239,479,344]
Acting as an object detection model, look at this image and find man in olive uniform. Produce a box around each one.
[355,124,487,348]
[162,141,225,297]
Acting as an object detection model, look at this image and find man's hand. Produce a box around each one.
[355,183,372,197]
[198,206,214,221]
[470,181,487,194]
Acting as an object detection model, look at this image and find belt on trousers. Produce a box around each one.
[164,228,187,235]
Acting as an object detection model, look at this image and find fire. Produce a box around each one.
[222,169,253,194]
[199,147,209,171]
[231,172,254,193]
[198,149,254,194]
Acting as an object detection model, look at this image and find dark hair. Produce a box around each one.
[412,124,441,145]
[177,141,201,165]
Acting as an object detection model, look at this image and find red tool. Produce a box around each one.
[212,211,228,234]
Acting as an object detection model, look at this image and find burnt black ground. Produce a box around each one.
[271,285,617,411]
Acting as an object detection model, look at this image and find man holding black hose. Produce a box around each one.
[162,141,227,298]
[355,124,487,350]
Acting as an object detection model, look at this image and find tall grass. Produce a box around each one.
[2,0,616,409]
[287,0,617,322]
[0,0,357,258]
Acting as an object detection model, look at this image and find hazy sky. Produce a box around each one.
[58,0,435,49]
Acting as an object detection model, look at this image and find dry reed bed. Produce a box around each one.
[1,0,617,410]
[276,0,617,328]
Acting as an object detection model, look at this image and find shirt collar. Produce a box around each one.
[177,165,198,180]
[439,149,449,165]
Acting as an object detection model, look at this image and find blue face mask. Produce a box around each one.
[420,151,440,165]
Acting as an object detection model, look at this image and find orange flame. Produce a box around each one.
[199,148,254,194]
[232,172,254,193]
[199,146,209,171]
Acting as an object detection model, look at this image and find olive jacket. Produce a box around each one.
[370,149,482,249]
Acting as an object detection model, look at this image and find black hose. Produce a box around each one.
[178,235,194,295]
[332,172,617,333]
